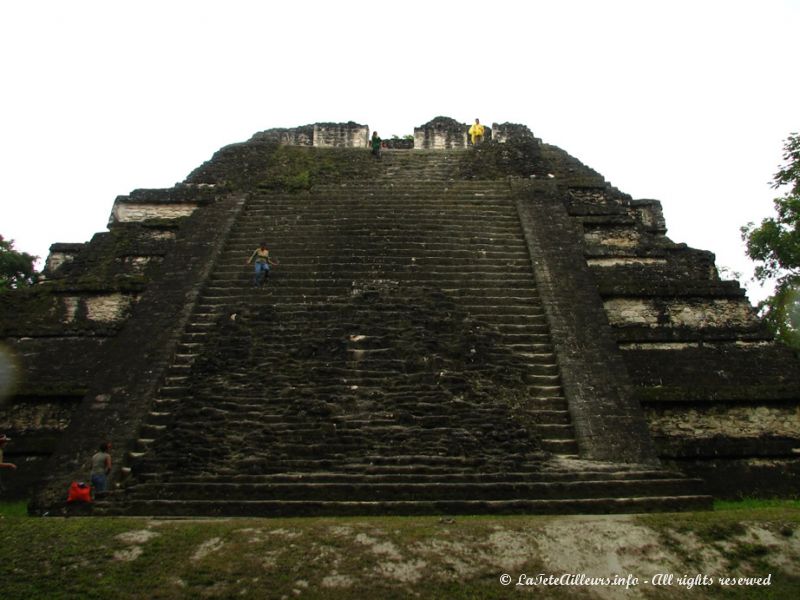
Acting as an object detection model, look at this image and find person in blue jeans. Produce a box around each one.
[90,441,112,496]
[246,241,278,288]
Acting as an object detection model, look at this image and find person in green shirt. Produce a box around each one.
[370,131,382,159]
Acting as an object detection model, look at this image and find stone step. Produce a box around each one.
[117,477,705,503]
[199,287,541,302]
[229,222,525,233]
[94,494,713,517]
[104,156,604,517]
[138,466,688,485]
[531,424,575,438]
[257,196,514,204]
[541,439,580,454]
[235,208,521,219]
[226,245,529,257]
[130,456,532,477]
[525,410,571,425]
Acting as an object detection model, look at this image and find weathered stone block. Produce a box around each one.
[45,243,85,275]
[110,201,198,224]
[604,297,759,329]
[414,117,468,149]
[313,122,368,148]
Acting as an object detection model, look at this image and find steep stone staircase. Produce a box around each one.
[99,150,711,516]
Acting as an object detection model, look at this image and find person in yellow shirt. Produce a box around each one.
[468,118,485,146]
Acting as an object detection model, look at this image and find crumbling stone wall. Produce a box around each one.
[312,122,368,148]
[44,243,85,275]
[414,116,470,149]
[248,122,368,148]
[0,180,232,499]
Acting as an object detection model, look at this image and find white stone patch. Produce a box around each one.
[413,130,468,150]
[604,298,757,328]
[61,296,80,323]
[46,252,76,273]
[668,299,755,328]
[113,546,144,562]
[145,230,177,241]
[604,298,659,326]
[192,537,225,561]
[631,203,665,230]
[536,516,681,600]
[375,559,428,584]
[116,529,160,544]
[621,340,772,351]
[122,256,162,272]
[587,257,667,267]
[584,228,641,248]
[313,124,369,148]
[234,527,265,544]
[321,573,355,588]
[354,533,402,560]
[413,539,477,577]
[328,525,354,537]
[747,526,800,576]
[112,202,198,223]
[264,527,302,539]
[260,550,281,569]
[487,529,531,570]
[620,342,700,350]
[85,294,136,323]
[648,406,800,438]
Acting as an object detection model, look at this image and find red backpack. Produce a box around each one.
[67,481,92,503]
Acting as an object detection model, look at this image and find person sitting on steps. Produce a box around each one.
[246,241,278,288]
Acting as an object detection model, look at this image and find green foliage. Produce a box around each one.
[741,133,800,350]
[0,501,28,517]
[714,498,800,511]
[260,146,379,192]
[0,235,38,291]
[458,138,545,180]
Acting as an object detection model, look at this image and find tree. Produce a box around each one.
[0,235,38,291]
[741,132,800,349]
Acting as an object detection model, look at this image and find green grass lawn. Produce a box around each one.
[1,502,798,600]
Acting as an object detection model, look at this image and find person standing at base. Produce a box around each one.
[469,118,485,146]
[370,131,382,159]
[90,441,112,496]
[0,434,16,493]
[246,241,278,288]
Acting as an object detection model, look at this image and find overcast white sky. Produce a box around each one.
[1,0,798,303]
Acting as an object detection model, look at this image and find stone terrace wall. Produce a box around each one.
[0,182,227,500]
[537,144,800,498]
